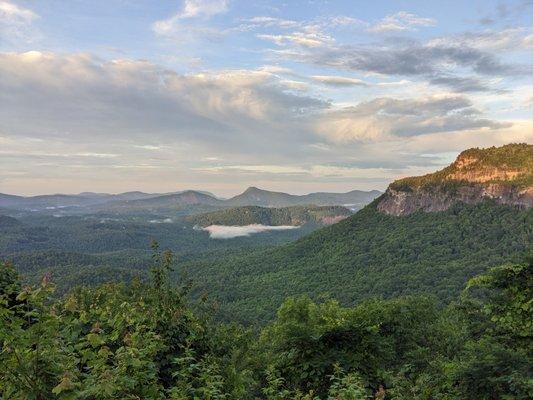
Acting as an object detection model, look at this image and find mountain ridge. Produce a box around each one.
[0,187,381,212]
[377,143,532,216]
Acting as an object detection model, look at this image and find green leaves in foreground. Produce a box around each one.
[0,254,531,399]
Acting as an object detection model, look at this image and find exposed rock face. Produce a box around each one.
[377,184,532,216]
[377,144,533,216]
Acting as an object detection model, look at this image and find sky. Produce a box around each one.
[0,0,532,196]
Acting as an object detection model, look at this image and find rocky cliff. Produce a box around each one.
[377,143,533,216]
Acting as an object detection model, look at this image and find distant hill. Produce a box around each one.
[182,143,532,323]
[225,187,381,208]
[98,191,224,212]
[0,192,159,210]
[0,190,219,211]
[0,193,25,208]
[0,187,380,214]
[226,187,298,207]
[379,143,532,215]
[187,205,352,227]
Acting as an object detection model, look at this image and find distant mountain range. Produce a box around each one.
[225,187,381,208]
[0,187,381,213]
[0,191,173,210]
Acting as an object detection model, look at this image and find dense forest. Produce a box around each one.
[183,201,531,323]
[186,205,351,227]
[1,246,531,399]
[0,213,320,293]
[2,200,530,323]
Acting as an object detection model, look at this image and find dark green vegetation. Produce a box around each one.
[391,143,533,190]
[187,205,351,227]
[0,213,321,293]
[1,248,531,398]
[2,200,530,324]
[184,201,532,324]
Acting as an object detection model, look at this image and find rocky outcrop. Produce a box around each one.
[377,184,532,216]
[377,144,533,216]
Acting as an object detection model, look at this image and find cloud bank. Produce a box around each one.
[202,224,300,239]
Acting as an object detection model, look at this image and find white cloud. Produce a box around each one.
[369,11,436,33]
[153,0,229,36]
[241,16,299,29]
[180,0,229,19]
[134,145,162,150]
[0,51,326,155]
[0,0,39,43]
[202,224,299,239]
[328,16,367,28]
[428,28,533,52]
[194,165,308,175]
[311,75,367,87]
[257,30,334,48]
[0,50,524,196]
[316,95,510,143]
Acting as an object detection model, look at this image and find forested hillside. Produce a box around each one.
[0,215,319,293]
[187,205,351,227]
[1,249,530,399]
[184,201,531,323]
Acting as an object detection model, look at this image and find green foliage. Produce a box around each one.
[465,262,532,338]
[257,295,440,398]
[0,248,254,399]
[0,213,317,293]
[185,201,531,323]
[0,257,531,398]
[187,205,351,227]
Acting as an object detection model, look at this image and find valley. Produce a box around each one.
[2,144,531,321]
[2,143,531,399]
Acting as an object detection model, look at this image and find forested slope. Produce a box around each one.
[185,201,531,323]
[1,250,531,399]
[187,205,351,227]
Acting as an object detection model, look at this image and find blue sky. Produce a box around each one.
[0,0,532,195]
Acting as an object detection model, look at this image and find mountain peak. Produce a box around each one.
[391,143,532,190]
[243,186,266,193]
[378,143,533,216]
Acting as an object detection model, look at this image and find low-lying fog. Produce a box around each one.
[202,224,300,239]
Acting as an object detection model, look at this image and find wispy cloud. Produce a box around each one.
[428,28,533,52]
[311,75,367,87]
[153,0,229,37]
[0,1,39,43]
[368,11,436,33]
[257,29,334,48]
